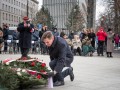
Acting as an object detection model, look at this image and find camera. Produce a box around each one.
[26,20,30,24]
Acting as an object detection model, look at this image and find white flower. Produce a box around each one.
[6,62,10,65]
[14,64,17,67]
[17,72,22,76]
[22,69,27,73]
[17,68,21,72]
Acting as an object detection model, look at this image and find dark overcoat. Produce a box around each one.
[17,22,34,48]
[48,36,74,72]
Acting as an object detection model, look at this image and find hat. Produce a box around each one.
[23,16,29,20]
[107,28,112,32]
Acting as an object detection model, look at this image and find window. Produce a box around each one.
[14,8,15,13]
[14,0,15,5]
[2,4,4,10]
[9,6,10,12]
[12,15,13,21]
[14,16,16,22]
[6,5,7,11]
[19,2,20,7]
[11,7,13,13]
[9,14,10,21]
[16,1,18,6]
[16,16,18,22]
[3,13,4,20]
[6,13,8,20]
[19,17,20,22]
[11,0,13,4]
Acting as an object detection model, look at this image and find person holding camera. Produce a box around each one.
[0,27,4,54]
[17,16,34,60]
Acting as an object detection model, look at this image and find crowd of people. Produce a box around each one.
[0,16,120,87]
[0,17,120,58]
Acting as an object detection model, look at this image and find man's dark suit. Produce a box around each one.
[48,36,74,82]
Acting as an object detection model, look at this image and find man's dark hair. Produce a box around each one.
[41,31,53,41]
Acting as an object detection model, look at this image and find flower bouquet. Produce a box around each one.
[0,58,50,90]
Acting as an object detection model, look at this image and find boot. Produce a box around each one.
[107,52,109,57]
[110,52,113,57]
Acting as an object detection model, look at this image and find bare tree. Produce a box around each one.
[98,0,120,33]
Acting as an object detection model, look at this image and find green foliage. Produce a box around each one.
[0,59,49,90]
[0,63,19,90]
[33,6,54,29]
[65,5,85,32]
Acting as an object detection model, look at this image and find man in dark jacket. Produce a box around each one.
[39,25,48,54]
[3,24,9,52]
[41,31,74,86]
[17,16,34,59]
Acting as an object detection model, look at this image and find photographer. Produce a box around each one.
[17,16,34,60]
[0,27,4,54]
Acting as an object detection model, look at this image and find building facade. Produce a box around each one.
[43,0,88,30]
[0,0,39,27]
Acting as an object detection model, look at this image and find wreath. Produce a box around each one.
[0,58,50,90]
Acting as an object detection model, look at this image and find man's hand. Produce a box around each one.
[47,71,57,77]
[27,24,30,27]
[24,23,28,27]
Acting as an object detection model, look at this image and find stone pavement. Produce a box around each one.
[1,52,120,90]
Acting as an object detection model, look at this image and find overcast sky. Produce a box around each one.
[96,0,105,20]
[38,0,43,9]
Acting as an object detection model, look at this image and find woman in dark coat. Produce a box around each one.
[17,16,34,59]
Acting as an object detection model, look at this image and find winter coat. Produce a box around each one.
[72,39,82,49]
[3,28,9,40]
[39,29,47,38]
[114,36,120,44]
[96,30,107,41]
[48,36,73,72]
[106,32,114,52]
[0,30,4,44]
[17,22,34,48]
[12,31,19,40]
[32,30,39,41]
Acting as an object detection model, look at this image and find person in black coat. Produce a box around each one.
[41,31,74,86]
[17,16,34,59]
[3,24,9,52]
[39,25,48,54]
[88,28,96,49]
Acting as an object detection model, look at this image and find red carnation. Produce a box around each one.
[31,62,35,66]
[40,70,45,72]
[41,63,46,67]
[37,74,41,79]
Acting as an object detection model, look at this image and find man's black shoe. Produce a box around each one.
[69,67,74,81]
[53,81,64,86]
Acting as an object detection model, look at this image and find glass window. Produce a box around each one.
[12,15,13,21]
[3,13,4,20]
[6,13,8,20]
[9,14,10,21]
[14,8,15,13]
[9,6,10,12]
[11,0,13,4]
[11,7,13,13]
[6,5,7,11]
[19,2,20,7]
[14,0,15,5]
[2,4,4,10]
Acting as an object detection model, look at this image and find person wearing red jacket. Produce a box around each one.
[96,27,107,56]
